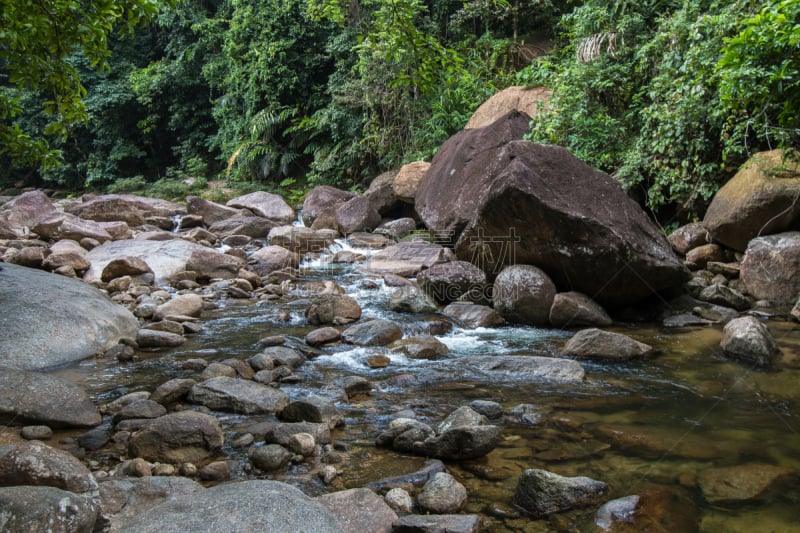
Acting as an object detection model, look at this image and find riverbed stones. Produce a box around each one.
[409,407,502,460]
[417,260,487,305]
[136,329,186,348]
[375,217,417,240]
[703,149,800,251]
[250,245,300,275]
[317,487,398,533]
[0,485,98,533]
[306,294,362,325]
[740,232,800,304]
[561,329,654,361]
[117,480,344,533]
[302,185,358,226]
[443,302,504,328]
[249,444,293,471]
[493,265,556,326]
[514,468,607,517]
[720,316,780,367]
[417,472,468,514]
[67,193,184,227]
[362,241,448,276]
[385,488,414,513]
[549,292,612,328]
[188,376,290,414]
[208,213,277,238]
[154,293,203,320]
[390,335,449,359]
[466,85,551,129]
[259,421,332,446]
[697,464,796,505]
[35,212,114,243]
[128,410,224,464]
[460,355,586,383]
[594,485,698,532]
[101,256,152,282]
[341,319,403,346]
[226,191,295,225]
[0,440,97,493]
[113,399,167,424]
[306,326,341,347]
[336,195,382,234]
[267,225,337,253]
[185,195,239,225]
[697,283,750,310]
[667,222,711,255]
[389,285,438,313]
[0,368,101,427]
[392,514,481,533]
[279,396,344,429]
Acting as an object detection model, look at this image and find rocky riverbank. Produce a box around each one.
[1,117,799,531]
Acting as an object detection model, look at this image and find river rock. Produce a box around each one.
[306,327,341,347]
[185,195,239,226]
[250,245,300,275]
[5,244,45,267]
[268,225,337,253]
[492,265,556,326]
[85,239,244,285]
[226,191,295,225]
[101,256,152,282]
[188,376,289,414]
[34,212,113,243]
[385,488,414,513]
[2,190,58,229]
[697,283,750,310]
[113,399,167,424]
[136,329,186,348]
[341,319,403,346]
[442,302,504,329]
[466,85,551,129]
[336,195,382,234]
[549,292,612,328]
[416,113,688,306]
[67,194,183,226]
[417,260,487,305]
[302,186,358,226]
[98,476,203,532]
[256,346,305,369]
[117,480,344,533]
[199,362,237,380]
[0,440,97,493]
[697,464,796,505]
[417,472,468,514]
[375,217,417,240]
[594,485,698,533]
[0,485,97,533]
[279,396,344,429]
[389,285,438,313]
[561,329,654,361]
[740,232,800,304]
[684,244,727,270]
[390,335,449,359]
[249,444,292,471]
[42,239,90,272]
[208,213,277,238]
[514,468,607,517]
[287,432,316,456]
[460,355,585,383]
[128,410,224,464]
[317,487,398,533]
[0,368,101,427]
[258,421,332,446]
[154,293,203,320]
[667,222,711,255]
[703,149,800,251]
[392,514,481,533]
[362,241,448,276]
[410,407,502,460]
[720,316,780,367]
[366,459,447,493]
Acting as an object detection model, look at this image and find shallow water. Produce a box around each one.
[47,240,800,532]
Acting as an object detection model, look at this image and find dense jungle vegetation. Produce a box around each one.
[1,0,798,223]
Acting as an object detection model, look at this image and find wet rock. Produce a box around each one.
[144,320,184,335]
[698,283,750,310]
[343,376,373,400]
[685,244,727,270]
[375,217,417,240]
[250,245,300,275]
[514,468,607,517]
[720,316,780,367]
[208,214,277,238]
[593,424,729,460]
[128,410,224,464]
[259,346,305,369]
[706,261,741,278]
[306,293,363,325]
[469,400,504,420]
[561,328,654,361]
[740,232,800,304]
[493,265,556,326]
[703,149,800,251]
[117,480,344,533]
[20,425,53,440]
[417,260,487,305]
[78,428,111,451]
[198,461,230,481]
[302,186,358,226]
[667,222,711,255]
[342,319,403,346]
[188,376,289,414]
[0,368,101,427]
[154,293,203,320]
[199,362,237,380]
[317,487,398,533]
[362,242,448,276]
[409,407,502,460]
[331,250,366,263]
[442,302,504,329]
[698,464,796,505]
[279,396,344,429]
[42,239,90,273]
[98,476,203,532]
[0,485,97,533]
[549,292,612,328]
[249,444,292,471]
[226,191,295,225]
[287,432,316,456]
[137,329,186,348]
[258,421,332,446]
[100,256,152,282]
[67,193,183,226]
[105,391,151,414]
[376,418,436,453]
[150,379,197,406]
[113,399,167,424]
[0,440,97,493]
[460,355,585,383]
[692,303,739,324]
[389,285,438,313]
[306,326,341,347]
[185,195,239,226]
[594,485,698,533]
[392,514,481,533]
[417,472,467,514]
[390,335,449,359]
[385,487,414,513]
[366,459,447,493]
[336,195,382,234]
[267,225,337,253]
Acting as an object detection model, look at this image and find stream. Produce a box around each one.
[52,235,800,532]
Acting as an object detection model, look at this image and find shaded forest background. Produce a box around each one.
[1,0,797,225]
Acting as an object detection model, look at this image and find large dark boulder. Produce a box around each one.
[415,113,688,307]
[0,264,139,370]
[302,186,357,227]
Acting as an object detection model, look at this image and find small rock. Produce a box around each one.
[343,376,373,401]
[366,355,391,368]
[514,468,607,517]
[287,432,316,457]
[469,400,503,420]
[341,319,403,346]
[20,425,53,440]
[418,472,468,513]
[319,464,339,484]
[306,327,341,347]
[561,328,653,361]
[136,329,186,348]
[249,444,292,471]
[198,461,231,481]
[385,487,414,513]
[279,396,344,429]
[698,463,796,505]
[720,316,780,367]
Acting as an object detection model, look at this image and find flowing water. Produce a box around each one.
[49,237,800,532]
